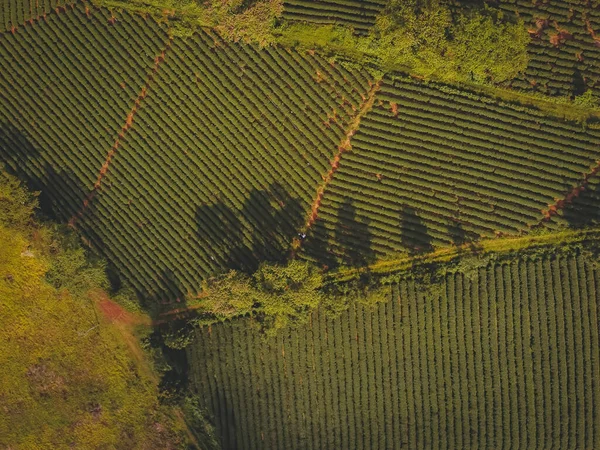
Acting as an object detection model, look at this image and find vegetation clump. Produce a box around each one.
[183,260,389,336]
[0,170,190,449]
[191,260,329,334]
[277,0,530,83]
[93,0,283,45]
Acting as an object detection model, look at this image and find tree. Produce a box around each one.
[195,260,328,335]
[371,0,529,82]
[449,11,530,83]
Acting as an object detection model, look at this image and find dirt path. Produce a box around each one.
[69,38,172,228]
[540,159,600,222]
[88,290,152,377]
[294,78,382,252]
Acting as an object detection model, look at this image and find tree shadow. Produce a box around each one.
[562,181,600,228]
[447,219,467,246]
[302,196,376,270]
[0,122,90,223]
[195,182,304,275]
[146,324,191,392]
[0,123,311,310]
[447,217,479,249]
[196,200,249,271]
[400,206,433,255]
[301,221,338,270]
[573,68,586,97]
[334,197,376,268]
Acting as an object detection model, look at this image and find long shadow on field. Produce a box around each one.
[302,196,376,270]
[572,68,587,97]
[335,197,376,267]
[195,182,304,274]
[0,123,90,223]
[563,181,600,228]
[448,219,468,246]
[400,206,433,255]
[447,217,479,249]
[0,123,186,312]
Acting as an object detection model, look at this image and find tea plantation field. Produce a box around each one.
[496,0,600,97]
[2,1,600,448]
[2,4,600,301]
[188,251,600,450]
[301,76,600,266]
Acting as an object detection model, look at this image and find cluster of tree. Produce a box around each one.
[0,169,194,449]
[278,0,530,84]
[372,0,530,82]
[186,260,389,337]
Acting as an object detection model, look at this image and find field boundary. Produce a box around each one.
[156,226,600,321]
[294,78,381,251]
[540,159,600,222]
[327,226,600,283]
[68,38,172,227]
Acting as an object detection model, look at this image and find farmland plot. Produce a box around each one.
[74,31,374,302]
[496,0,600,97]
[0,3,169,222]
[188,252,600,450]
[301,76,600,266]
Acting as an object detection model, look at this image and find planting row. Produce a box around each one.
[0,4,169,222]
[1,0,74,32]
[188,252,600,449]
[301,75,600,264]
[282,0,387,32]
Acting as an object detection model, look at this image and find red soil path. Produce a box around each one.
[293,79,381,253]
[89,289,149,326]
[540,159,600,222]
[69,38,172,228]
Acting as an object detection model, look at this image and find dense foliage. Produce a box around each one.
[0,170,188,448]
[91,0,283,44]
[186,260,388,335]
[2,1,600,449]
[193,261,326,333]
[278,0,530,83]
